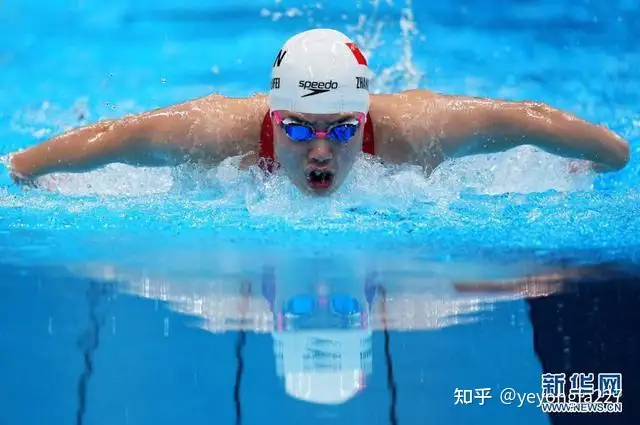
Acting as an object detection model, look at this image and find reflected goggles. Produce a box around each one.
[285,294,362,317]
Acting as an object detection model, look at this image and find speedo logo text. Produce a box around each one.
[298,80,338,97]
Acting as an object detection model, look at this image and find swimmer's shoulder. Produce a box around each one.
[368,90,442,163]
[369,89,440,114]
[178,92,268,164]
[194,92,268,123]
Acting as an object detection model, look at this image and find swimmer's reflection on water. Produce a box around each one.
[71,254,582,407]
[261,267,376,405]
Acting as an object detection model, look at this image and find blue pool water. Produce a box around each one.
[1,0,639,424]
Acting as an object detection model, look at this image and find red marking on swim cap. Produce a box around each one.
[346,42,367,66]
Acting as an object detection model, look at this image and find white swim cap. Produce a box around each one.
[268,28,372,114]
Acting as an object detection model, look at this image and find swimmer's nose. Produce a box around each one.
[309,140,333,166]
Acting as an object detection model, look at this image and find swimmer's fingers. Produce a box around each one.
[568,160,591,174]
[568,160,614,174]
[590,162,618,173]
[10,170,60,192]
[9,170,41,189]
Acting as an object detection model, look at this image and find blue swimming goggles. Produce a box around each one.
[272,111,365,143]
[285,294,362,317]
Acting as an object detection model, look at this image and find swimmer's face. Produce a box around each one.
[272,110,365,196]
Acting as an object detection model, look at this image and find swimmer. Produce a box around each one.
[7,28,630,196]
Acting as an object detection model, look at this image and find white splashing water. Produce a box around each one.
[348,0,422,92]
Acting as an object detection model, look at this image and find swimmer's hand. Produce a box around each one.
[7,164,53,190]
[568,160,617,174]
[5,154,38,188]
[9,169,35,187]
[589,161,620,173]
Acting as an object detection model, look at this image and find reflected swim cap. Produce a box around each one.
[273,329,373,405]
[268,28,372,114]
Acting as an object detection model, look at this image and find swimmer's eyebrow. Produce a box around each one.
[334,115,360,123]
[283,113,307,121]
[281,115,311,126]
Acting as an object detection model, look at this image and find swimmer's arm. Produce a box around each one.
[432,96,630,172]
[8,117,169,182]
[7,94,261,182]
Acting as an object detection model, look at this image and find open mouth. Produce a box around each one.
[306,168,335,190]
